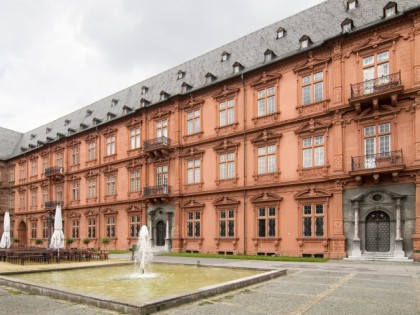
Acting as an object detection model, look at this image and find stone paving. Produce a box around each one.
[0,255,419,315]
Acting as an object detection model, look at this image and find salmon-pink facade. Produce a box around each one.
[2,0,420,259]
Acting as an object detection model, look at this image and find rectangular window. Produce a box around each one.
[106,216,116,238]
[130,128,141,150]
[31,160,37,177]
[106,136,116,156]
[187,211,201,238]
[31,189,37,206]
[219,210,235,237]
[219,153,235,180]
[219,99,235,127]
[156,119,168,138]
[303,136,324,168]
[19,191,25,208]
[31,222,37,239]
[187,159,201,184]
[56,186,63,202]
[72,182,80,201]
[42,221,49,239]
[42,156,49,173]
[303,204,325,237]
[363,51,389,94]
[106,175,116,195]
[56,153,63,168]
[257,145,276,174]
[257,87,275,117]
[156,165,168,186]
[187,110,201,135]
[257,207,276,237]
[42,188,48,204]
[130,170,141,192]
[9,167,15,182]
[71,146,79,166]
[364,122,391,168]
[19,163,26,180]
[87,142,96,161]
[88,218,96,238]
[88,179,97,198]
[72,219,79,239]
[130,215,141,238]
[302,72,323,105]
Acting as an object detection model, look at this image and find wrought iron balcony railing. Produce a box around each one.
[45,201,63,209]
[143,185,170,196]
[44,166,64,176]
[350,72,402,99]
[143,136,172,151]
[351,150,403,171]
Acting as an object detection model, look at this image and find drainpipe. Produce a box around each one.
[241,73,247,255]
[97,127,101,249]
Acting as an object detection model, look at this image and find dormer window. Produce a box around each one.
[122,105,132,115]
[111,99,118,107]
[37,140,45,146]
[140,98,150,108]
[232,62,244,74]
[299,35,312,49]
[221,51,230,62]
[276,27,286,39]
[46,128,51,134]
[80,123,88,131]
[341,19,353,33]
[181,82,192,93]
[205,72,217,84]
[64,119,71,126]
[264,49,276,63]
[56,133,65,140]
[177,70,185,80]
[28,144,36,149]
[30,134,36,140]
[86,110,92,117]
[92,118,102,126]
[67,128,76,135]
[46,136,54,142]
[384,2,397,18]
[347,0,357,11]
[107,112,116,121]
[141,86,148,95]
[160,91,170,101]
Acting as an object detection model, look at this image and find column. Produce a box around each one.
[350,201,361,257]
[394,198,405,257]
[164,217,171,252]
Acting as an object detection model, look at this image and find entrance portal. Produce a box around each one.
[365,211,390,252]
[156,221,166,246]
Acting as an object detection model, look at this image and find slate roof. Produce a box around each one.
[0,0,419,161]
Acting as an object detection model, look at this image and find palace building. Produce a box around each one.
[1,0,420,260]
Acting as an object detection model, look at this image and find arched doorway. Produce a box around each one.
[156,221,166,246]
[17,221,27,247]
[365,211,390,252]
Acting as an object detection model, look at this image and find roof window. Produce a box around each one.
[159,91,170,101]
[86,110,93,117]
[341,18,354,33]
[347,0,357,11]
[80,123,88,131]
[67,128,76,135]
[205,72,217,84]
[46,128,51,134]
[276,27,286,39]
[64,119,71,126]
[384,2,397,18]
[232,62,244,74]
[221,51,230,62]
[56,133,65,140]
[141,86,148,95]
[28,144,36,149]
[30,134,36,140]
[177,70,185,80]
[37,140,45,146]
[264,49,276,62]
[181,82,192,93]
[111,99,119,107]
[92,118,102,126]
[299,35,312,49]
[140,98,150,108]
[46,136,54,143]
[122,105,132,115]
[107,112,116,121]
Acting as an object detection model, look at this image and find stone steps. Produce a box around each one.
[345,252,413,262]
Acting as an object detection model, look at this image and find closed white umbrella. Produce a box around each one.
[50,205,64,261]
[0,211,11,249]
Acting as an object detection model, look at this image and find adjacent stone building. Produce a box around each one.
[1,0,420,260]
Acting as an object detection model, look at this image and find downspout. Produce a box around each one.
[96,127,101,249]
[241,73,247,255]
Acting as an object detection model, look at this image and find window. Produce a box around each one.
[56,185,63,202]
[72,182,80,201]
[42,220,49,239]
[87,142,96,161]
[257,87,276,116]
[264,50,276,62]
[130,128,141,149]
[187,109,201,135]
[31,189,37,206]
[71,146,79,166]
[19,163,26,180]
[303,136,325,168]
[363,51,389,94]
[300,36,312,49]
[219,210,235,237]
[156,119,168,138]
[219,153,235,180]
[277,27,285,39]
[384,3,396,17]
[87,218,96,238]
[342,19,353,33]
[87,179,97,198]
[19,191,25,208]
[42,188,48,204]
[141,86,148,95]
[31,160,37,176]
[221,51,230,62]
[303,204,324,237]
[302,72,324,105]
[130,170,141,192]
[348,0,357,10]
[56,152,63,168]
[219,99,235,127]
[187,159,201,184]
[177,70,185,80]
[31,222,37,239]
[106,174,116,195]
[258,145,276,174]
[130,215,141,238]
[106,216,116,238]
[9,194,14,208]
[187,211,201,237]
[106,136,116,156]
[42,157,48,173]
[9,167,15,182]
[156,165,168,186]
[72,219,79,239]
[364,122,391,168]
[233,62,243,73]
[258,207,276,237]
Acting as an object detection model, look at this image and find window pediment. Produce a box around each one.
[251,192,282,203]
[102,165,117,175]
[212,196,240,207]
[180,147,205,158]
[181,96,204,110]
[84,170,98,178]
[212,85,240,101]
[103,208,118,215]
[295,119,331,135]
[213,139,240,152]
[67,139,81,148]
[68,211,81,219]
[85,209,98,216]
[251,130,282,145]
[251,71,282,88]
[182,199,205,209]
[150,107,172,120]
[126,206,141,213]
[69,174,81,181]
[294,188,332,200]
[126,117,142,129]
[102,126,117,136]
[126,159,142,169]
[352,32,400,54]
[293,51,330,74]
[85,134,98,142]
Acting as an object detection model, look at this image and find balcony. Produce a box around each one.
[143,185,171,204]
[350,150,405,185]
[143,137,172,160]
[349,72,403,113]
[44,166,64,181]
[45,201,63,209]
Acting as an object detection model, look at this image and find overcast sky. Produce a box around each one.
[0,0,324,133]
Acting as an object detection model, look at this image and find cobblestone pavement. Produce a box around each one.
[0,256,419,315]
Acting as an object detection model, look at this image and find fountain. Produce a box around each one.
[134,225,153,274]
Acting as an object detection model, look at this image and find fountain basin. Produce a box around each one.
[0,262,286,314]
